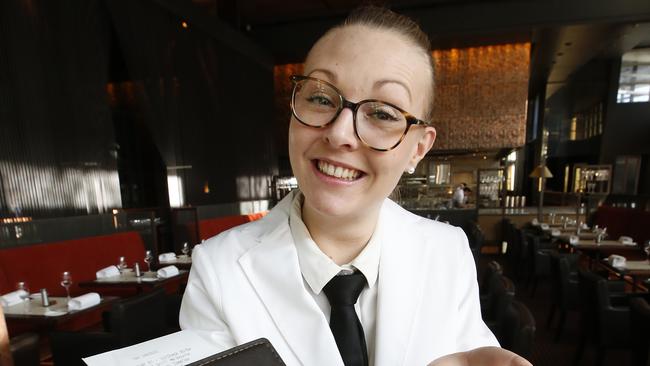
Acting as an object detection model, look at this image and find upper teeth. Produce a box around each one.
[318,160,360,180]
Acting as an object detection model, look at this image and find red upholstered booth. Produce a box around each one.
[0,231,146,297]
[592,206,650,245]
[0,231,148,333]
[198,212,268,241]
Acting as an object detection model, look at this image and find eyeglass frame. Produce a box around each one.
[289,75,433,152]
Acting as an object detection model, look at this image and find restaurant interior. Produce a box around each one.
[1,0,650,365]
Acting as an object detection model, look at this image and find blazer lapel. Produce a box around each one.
[373,206,426,366]
[238,220,344,366]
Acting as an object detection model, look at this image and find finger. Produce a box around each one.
[467,347,533,366]
[428,347,533,366]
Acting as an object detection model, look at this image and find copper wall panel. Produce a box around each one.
[274,43,530,153]
[431,43,530,151]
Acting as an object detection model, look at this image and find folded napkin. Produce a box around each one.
[569,235,579,244]
[540,223,549,230]
[157,265,180,279]
[531,218,540,226]
[1,290,28,307]
[581,223,590,230]
[608,254,626,268]
[158,252,176,262]
[68,292,101,311]
[619,236,634,245]
[551,228,561,237]
[96,265,120,279]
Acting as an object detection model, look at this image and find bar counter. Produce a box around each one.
[408,206,584,245]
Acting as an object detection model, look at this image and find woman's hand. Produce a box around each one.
[428,347,532,366]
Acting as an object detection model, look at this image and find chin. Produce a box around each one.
[302,189,362,219]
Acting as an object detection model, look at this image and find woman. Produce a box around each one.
[180,6,531,366]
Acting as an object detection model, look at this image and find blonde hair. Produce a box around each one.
[327,5,435,121]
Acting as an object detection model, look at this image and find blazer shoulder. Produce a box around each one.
[198,201,291,261]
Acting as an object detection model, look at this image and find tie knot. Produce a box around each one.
[323,271,367,306]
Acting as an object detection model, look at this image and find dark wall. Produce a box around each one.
[106,0,277,207]
[543,58,610,192]
[0,0,120,218]
[0,0,277,220]
[600,58,650,194]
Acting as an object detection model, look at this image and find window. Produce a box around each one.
[617,48,650,103]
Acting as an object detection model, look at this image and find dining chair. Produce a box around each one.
[0,308,39,366]
[499,300,536,360]
[574,269,630,366]
[51,288,176,366]
[547,252,580,341]
[524,233,553,297]
[629,296,650,366]
[483,273,516,339]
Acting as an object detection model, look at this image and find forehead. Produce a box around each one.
[304,25,431,98]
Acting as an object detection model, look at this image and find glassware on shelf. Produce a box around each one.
[144,250,153,272]
[60,272,72,300]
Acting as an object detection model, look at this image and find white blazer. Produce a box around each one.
[179,191,498,366]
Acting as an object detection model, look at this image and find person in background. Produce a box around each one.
[463,186,473,206]
[180,6,531,366]
[452,183,467,208]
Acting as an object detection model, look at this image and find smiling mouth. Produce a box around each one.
[314,160,363,181]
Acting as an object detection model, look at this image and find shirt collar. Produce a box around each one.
[289,191,381,295]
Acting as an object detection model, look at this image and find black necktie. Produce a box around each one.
[322,271,368,366]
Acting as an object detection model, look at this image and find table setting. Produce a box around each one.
[2,287,104,318]
[80,252,187,292]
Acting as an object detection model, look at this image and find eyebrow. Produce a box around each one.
[306,68,337,83]
[374,79,412,104]
[306,70,413,104]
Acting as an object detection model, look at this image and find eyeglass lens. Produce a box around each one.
[292,78,408,150]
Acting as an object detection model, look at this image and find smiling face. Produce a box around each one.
[288,25,436,221]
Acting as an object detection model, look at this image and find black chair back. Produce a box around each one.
[483,274,515,329]
[499,300,536,359]
[556,255,579,309]
[111,287,170,346]
[630,297,650,366]
[479,261,503,296]
[10,333,40,366]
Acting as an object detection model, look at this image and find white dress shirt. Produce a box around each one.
[289,192,380,366]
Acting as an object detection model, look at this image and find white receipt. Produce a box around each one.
[83,330,216,366]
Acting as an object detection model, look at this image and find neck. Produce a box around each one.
[302,202,381,266]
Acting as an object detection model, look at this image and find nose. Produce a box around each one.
[322,108,359,150]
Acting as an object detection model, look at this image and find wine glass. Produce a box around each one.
[181,242,190,257]
[16,282,30,312]
[643,241,650,262]
[60,272,72,300]
[117,256,127,274]
[144,250,153,272]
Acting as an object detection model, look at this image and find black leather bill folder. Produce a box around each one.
[186,338,286,366]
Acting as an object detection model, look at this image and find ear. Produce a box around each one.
[409,126,436,167]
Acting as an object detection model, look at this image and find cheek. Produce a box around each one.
[369,150,411,187]
[288,119,320,165]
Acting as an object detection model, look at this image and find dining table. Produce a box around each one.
[3,295,118,333]
[152,255,192,271]
[555,231,599,241]
[78,269,189,294]
[599,258,650,292]
[567,238,643,266]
